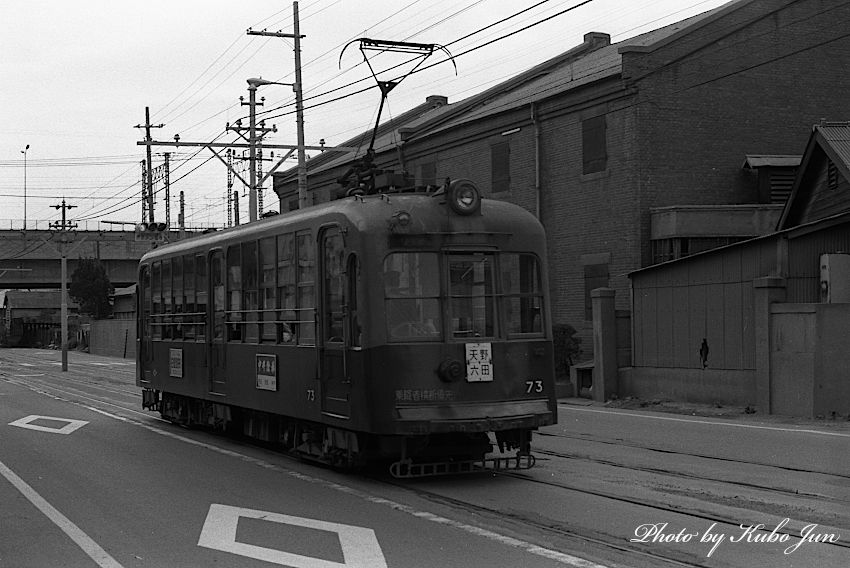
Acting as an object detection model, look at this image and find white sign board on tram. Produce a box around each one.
[465,342,493,382]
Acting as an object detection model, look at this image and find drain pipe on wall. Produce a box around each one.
[531,102,542,220]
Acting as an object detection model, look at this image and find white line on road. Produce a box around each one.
[0,459,125,568]
[559,404,850,438]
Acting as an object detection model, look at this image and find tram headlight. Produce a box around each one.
[437,358,465,382]
[447,179,481,215]
[388,209,412,233]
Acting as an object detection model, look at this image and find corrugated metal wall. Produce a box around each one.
[631,237,780,370]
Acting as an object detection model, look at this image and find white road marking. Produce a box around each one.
[198,504,387,568]
[11,373,46,377]
[559,404,850,437]
[0,459,124,568]
[9,415,89,435]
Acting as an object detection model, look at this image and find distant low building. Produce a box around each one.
[1,290,80,347]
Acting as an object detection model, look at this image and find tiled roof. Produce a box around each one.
[418,2,738,136]
[3,290,78,310]
[818,123,850,169]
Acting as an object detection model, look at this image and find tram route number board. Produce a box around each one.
[465,342,493,382]
[256,354,278,391]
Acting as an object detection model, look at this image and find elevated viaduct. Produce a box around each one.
[0,229,183,289]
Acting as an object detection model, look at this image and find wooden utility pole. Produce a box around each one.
[50,200,77,372]
[248,0,308,209]
[134,107,164,222]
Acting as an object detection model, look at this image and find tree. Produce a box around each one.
[552,323,582,381]
[69,258,114,319]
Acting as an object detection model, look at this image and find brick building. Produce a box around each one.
[275,0,850,354]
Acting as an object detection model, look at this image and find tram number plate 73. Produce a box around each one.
[525,380,543,394]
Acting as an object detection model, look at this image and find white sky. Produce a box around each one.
[0,0,730,229]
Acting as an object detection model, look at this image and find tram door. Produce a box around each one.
[208,249,227,394]
[319,227,351,418]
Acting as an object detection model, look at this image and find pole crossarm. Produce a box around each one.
[247,29,305,40]
[136,140,351,152]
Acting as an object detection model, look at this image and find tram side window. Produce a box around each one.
[183,254,195,340]
[173,256,183,339]
[140,265,152,354]
[227,246,242,341]
[212,252,225,341]
[383,252,441,341]
[151,261,162,340]
[296,231,316,346]
[196,253,207,342]
[259,237,276,342]
[501,254,544,337]
[277,233,297,344]
[243,240,259,343]
[162,258,172,339]
[322,229,345,344]
[448,253,496,339]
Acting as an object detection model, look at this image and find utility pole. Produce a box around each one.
[21,144,29,231]
[134,107,164,222]
[179,191,186,239]
[139,160,148,223]
[226,149,234,226]
[50,200,77,372]
[163,152,171,226]
[248,0,309,209]
[228,85,276,221]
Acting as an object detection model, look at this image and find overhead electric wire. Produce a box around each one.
[258,0,596,124]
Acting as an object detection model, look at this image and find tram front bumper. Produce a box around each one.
[393,399,554,434]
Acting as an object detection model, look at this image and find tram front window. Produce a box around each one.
[448,253,496,338]
[383,252,441,341]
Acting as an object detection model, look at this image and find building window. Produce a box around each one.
[584,262,609,321]
[582,115,607,174]
[491,141,510,193]
[420,161,437,188]
[828,159,838,190]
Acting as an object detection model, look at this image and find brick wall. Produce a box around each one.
[626,0,850,265]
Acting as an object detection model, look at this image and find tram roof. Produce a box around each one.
[140,193,544,263]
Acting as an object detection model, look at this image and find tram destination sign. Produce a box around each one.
[256,354,278,391]
[465,342,493,382]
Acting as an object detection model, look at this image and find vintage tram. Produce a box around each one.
[136,179,557,477]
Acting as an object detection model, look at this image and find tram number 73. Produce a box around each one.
[525,380,544,394]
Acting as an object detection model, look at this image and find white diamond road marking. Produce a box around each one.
[198,504,388,568]
[8,415,89,435]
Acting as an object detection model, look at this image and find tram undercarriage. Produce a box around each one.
[145,389,537,478]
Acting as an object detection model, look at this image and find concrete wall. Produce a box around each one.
[771,303,850,417]
[90,319,136,359]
